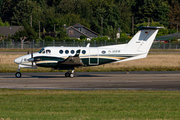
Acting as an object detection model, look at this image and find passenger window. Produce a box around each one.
[82,50,86,54]
[102,50,106,54]
[59,50,63,54]
[46,50,51,54]
[71,50,75,54]
[65,50,69,54]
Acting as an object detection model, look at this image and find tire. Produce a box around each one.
[65,72,70,77]
[15,72,21,78]
[70,73,74,78]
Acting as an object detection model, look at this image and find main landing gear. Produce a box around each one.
[65,70,75,78]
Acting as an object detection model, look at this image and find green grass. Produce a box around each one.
[0,89,180,119]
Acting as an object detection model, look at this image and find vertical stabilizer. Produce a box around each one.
[125,27,164,53]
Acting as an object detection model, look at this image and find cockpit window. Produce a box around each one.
[46,50,51,54]
[38,48,45,53]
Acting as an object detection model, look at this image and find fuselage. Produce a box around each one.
[14,44,146,69]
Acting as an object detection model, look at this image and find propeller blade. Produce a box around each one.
[31,45,33,67]
[27,50,29,54]
[31,51,33,58]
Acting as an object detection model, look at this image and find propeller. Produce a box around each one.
[31,47,33,67]
[27,42,35,68]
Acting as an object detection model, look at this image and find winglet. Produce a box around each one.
[74,49,81,57]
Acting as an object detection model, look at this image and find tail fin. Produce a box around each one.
[125,26,164,53]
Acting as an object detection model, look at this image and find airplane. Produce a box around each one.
[14,26,164,78]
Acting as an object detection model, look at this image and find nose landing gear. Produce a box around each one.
[15,72,21,78]
[15,65,21,78]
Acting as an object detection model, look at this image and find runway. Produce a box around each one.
[0,71,180,90]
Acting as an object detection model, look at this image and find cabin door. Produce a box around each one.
[89,48,99,65]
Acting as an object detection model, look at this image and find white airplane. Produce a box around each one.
[14,26,163,78]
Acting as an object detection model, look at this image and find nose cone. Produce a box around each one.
[14,58,22,64]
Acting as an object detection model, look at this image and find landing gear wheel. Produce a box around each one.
[15,72,21,78]
[65,72,70,77]
[70,73,74,78]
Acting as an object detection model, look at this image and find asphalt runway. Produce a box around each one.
[0,71,180,90]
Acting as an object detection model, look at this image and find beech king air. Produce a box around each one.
[14,26,164,78]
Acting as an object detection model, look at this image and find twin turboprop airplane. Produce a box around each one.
[14,26,163,78]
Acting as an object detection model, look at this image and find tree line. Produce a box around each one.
[0,0,180,42]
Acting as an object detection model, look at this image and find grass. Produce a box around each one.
[150,49,180,52]
[0,48,40,52]
[0,89,180,119]
[1,54,180,72]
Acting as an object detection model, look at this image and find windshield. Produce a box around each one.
[38,48,44,53]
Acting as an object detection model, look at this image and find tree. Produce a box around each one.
[12,23,36,41]
[135,21,168,37]
[132,0,170,26]
[154,1,170,27]
[168,1,180,30]
[57,0,92,21]
[1,0,20,24]
[57,28,68,40]
[12,0,36,25]
[0,0,3,18]
[0,17,9,26]
[107,25,117,39]
[132,0,156,23]
[32,6,57,32]
[89,0,110,34]
[116,0,132,33]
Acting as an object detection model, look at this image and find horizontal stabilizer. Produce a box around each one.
[138,26,165,30]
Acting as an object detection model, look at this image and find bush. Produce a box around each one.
[80,35,87,40]
[91,36,109,42]
[44,36,54,42]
